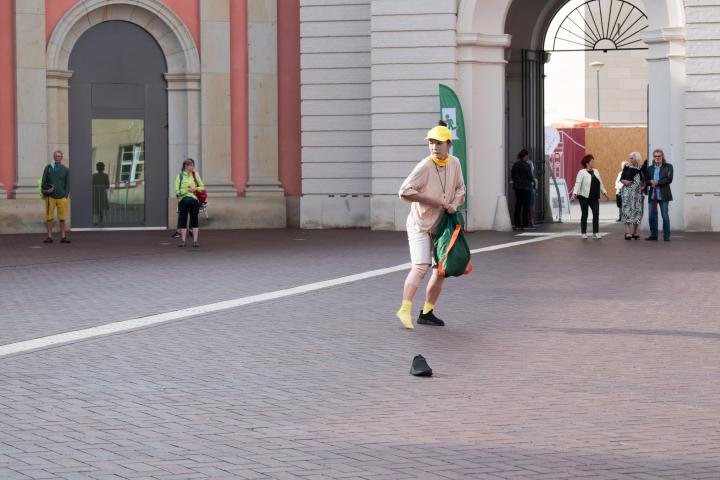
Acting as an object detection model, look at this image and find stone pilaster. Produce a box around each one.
[165,73,202,194]
[14,0,47,199]
[245,0,283,195]
[456,33,512,231]
[46,69,72,166]
[644,28,686,230]
[200,0,236,196]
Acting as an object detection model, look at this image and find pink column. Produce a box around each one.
[277,0,301,196]
[230,0,248,194]
[0,1,15,196]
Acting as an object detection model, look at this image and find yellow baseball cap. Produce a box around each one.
[425,125,453,142]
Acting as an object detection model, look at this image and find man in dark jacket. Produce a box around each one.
[41,150,71,243]
[646,149,673,241]
[511,149,534,229]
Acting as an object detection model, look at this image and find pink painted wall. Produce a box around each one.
[0,0,16,196]
[230,0,248,194]
[277,0,301,196]
[45,0,200,50]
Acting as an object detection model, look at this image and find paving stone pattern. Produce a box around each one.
[1,226,719,479]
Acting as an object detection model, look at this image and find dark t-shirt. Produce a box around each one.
[588,172,601,201]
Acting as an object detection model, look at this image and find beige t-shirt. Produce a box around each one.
[398,155,466,234]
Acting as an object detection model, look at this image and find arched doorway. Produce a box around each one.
[509,0,652,225]
[456,0,685,230]
[69,21,167,228]
[46,0,201,230]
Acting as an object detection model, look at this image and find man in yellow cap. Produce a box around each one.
[396,123,466,330]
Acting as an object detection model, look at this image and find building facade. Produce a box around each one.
[1,0,718,233]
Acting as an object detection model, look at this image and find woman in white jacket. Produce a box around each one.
[570,154,609,239]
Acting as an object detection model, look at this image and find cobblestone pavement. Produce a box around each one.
[1,225,719,479]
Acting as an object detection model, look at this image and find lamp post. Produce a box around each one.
[589,61,604,122]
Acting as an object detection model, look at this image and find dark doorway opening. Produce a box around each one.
[69,20,168,228]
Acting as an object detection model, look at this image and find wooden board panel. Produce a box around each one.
[585,127,648,197]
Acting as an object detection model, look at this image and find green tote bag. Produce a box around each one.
[433,212,473,278]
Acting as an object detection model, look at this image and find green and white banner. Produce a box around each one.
[439,84,467,209]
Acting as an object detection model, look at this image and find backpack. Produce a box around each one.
[38,165,54,198]
[433,212,473,278]
[178,172,207,204]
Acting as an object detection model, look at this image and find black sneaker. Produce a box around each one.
[192,241,200,248]
[645,236,658,241]
[171,231,180,238]
[60,237,71,244]
[178,241,187,248]
[417,310,445,326]
[410,355,433,377]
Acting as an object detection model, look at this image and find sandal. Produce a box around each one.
[632,235,640,240]
[624,234,632,240]
[43,237,53,243]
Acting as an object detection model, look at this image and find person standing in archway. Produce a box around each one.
[396,124,466,330]
[646,149,674,241]
[570,154,609,239]
[511,149,534,230]
[620,152,644,240]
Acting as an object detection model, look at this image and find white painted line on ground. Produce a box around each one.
[0,233,570,358]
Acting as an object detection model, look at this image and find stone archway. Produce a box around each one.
[455,0,686,230]
[46,0,201,197]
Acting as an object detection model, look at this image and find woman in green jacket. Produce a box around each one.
[174,158,205,248]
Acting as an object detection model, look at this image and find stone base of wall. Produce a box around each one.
[0,198,72,234]
[286,196,300,228]
[370,195,410,231]
[300,195,371,229]
[685,194,720,232]
[167,196,286,230]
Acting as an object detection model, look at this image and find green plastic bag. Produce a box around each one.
[433,212,473,278]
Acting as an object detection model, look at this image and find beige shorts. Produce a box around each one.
[406,220,433,265]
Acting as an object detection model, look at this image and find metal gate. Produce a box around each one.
[521,49,546,222]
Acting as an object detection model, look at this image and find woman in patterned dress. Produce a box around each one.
[620,151,644,240]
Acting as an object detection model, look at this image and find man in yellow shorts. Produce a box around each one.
[41,150,71,243]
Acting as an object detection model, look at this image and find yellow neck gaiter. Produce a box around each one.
[431,155,449,168]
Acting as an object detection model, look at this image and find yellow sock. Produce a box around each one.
[396,300,414,330]
[422,302,434,314]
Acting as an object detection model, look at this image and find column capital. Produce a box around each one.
[457,33,512,48]
[457,34,511,65]
[643,28,686,62]
[46,69,73,89]
[164,73,201,91]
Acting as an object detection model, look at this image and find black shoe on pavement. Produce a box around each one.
[179,241,187,248]
[43,237,53,243]
[645,236,658,241]
[417,310,445,326]
[192,241,200,248]
[60,237,71,244]
[171,231,180,238]
[410,355,433,377]
[664,237,671,242]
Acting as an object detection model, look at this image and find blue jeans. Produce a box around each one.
[648,198,670,239]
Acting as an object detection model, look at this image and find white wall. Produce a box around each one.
[585,49,648,126]
[299,0,372,228]
[544,51,587,124]
[684,1,720,230]
[369,0,458,230]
